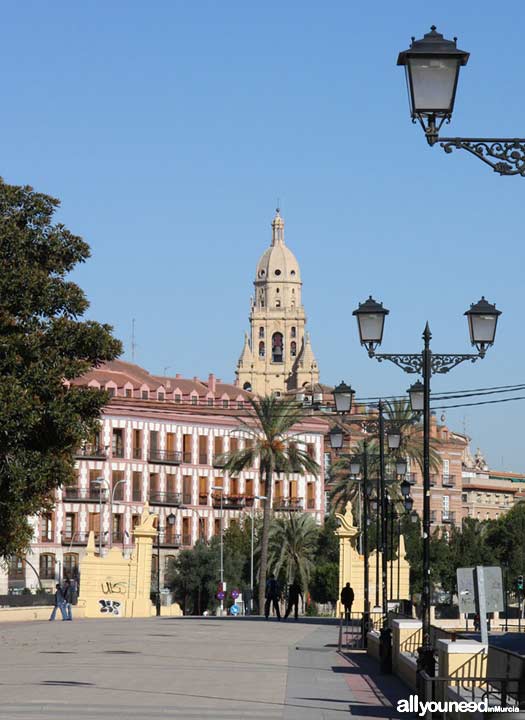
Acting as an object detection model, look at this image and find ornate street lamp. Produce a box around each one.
[387,430,401,450]
[397,26,525,176]
[404,495,414,513]
[396,459,408,476]
[352,297,389,356]
[464,297,501,356]
[408,381,425,413]
[349,460,361,476]
[329,425,345,451]
[354,295,501,693]
[400,479,412,498]
[332,381,355,414]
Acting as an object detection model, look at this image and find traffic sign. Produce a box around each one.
[230,603,239,616]
[231,589,239,599]
[217,591,225,600]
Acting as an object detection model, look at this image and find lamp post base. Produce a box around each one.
[416,644,436,699]
[379,627,392,673]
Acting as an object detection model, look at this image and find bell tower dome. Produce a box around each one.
[236,209,319,396]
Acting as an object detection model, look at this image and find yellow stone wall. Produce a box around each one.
[78,504,182,618]
[335,501,410,615]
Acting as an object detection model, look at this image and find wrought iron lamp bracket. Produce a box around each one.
[371,351,481,375]
[437,137,525,176]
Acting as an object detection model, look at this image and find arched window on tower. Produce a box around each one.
[259,327,264,338]
[272,333,283,363]
[291,326,296,338]
[291,341,297,357]
[259,290,265,308]
[243,382,252,391]
[259,341,265,358]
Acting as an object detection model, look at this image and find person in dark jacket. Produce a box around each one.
[63,579,77,621]
[49,584,67,621]
[264,573,281,620]
[284,580,303,620]
[340,582,355,621]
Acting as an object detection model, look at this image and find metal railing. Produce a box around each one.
[337,611,384,651]
[420,672,523,717]
[74,445,106,459]
[62,487,105,502]
[149,491,182,506]
[148,450,182,465]
[273,497,304,511]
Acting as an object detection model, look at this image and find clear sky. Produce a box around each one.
[2,1,524,470]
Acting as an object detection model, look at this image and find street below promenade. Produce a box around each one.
[0,617,415,720]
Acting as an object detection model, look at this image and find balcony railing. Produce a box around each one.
[162,533,181,548]
[273,497,304,512]
[149,491,182,507]
[182,493,192,505]
[212,494,247,509]
[62,487,106,502]
[442,475,456,487]
[74,445,106,460]
[199,493,209,506]
[112,447,125,459]
[148,450,182,465]
[213,455,227,468]
[112,531,124,543]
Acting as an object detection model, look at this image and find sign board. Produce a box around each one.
[230,603,239,616]
[457,566,504,615]
[216,591,225,600]
[457,568,477,615]
[231,589,239,600]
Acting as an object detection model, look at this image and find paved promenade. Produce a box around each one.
[0,617,415,719]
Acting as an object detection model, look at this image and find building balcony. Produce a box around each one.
[442,475,456,487]
[148,450,182,465]
[198,494,209,506]
[161,534,181,548]
[273,497,304,512]
[62,532,106,545]
[62,487,105,502]
[74,445,107,460]
[112,531,124,543]
[212,494,248,509]
[149,491,182,507]
[442,512,456,524]
[213,455,227,468]
[112,447,125,459]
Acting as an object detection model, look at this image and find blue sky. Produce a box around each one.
[2,1,524,470]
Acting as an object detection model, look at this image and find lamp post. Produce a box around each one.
[353,295,501,690]
[156,512,176,617]
[397,26,525,176]
[93,477,108,557]
[211,485,224,616]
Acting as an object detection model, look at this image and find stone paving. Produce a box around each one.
[0,616,416,719]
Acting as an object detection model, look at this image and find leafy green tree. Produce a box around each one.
[167,541,218,614]
[221,396,320,614]
[267,513,319,593]
[310,562,339,605]
[0,179,121,557]
[485,503,525,579]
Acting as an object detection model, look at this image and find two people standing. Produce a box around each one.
[49,579,77,621]
[265,574,304,620]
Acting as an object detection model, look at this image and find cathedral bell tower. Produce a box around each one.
[236,209,319,396]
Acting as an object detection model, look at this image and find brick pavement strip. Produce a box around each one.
[0,617,415,720]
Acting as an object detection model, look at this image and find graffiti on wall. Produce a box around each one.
[100,581,127,595]
[98,599,121,615]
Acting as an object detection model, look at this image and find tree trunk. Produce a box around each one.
[258,460,273,614]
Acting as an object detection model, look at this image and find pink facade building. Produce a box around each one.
[3,360,326,593]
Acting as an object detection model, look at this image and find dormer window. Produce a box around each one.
[125,388,132,398]
[208,397,214,406]
[107,387,115,398]
[191,395,197,405]
[141,390,149,400]
[158,392,165,401]
[223,399,229,408]
[175,394,182,404]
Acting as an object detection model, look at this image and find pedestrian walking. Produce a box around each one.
[340,582,355,621]
[264,573,281,620]
[49,583,67,621]
[284,580,302,620]
[63,579,76,621]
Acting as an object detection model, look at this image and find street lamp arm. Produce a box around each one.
[437,137,525,177]
[371,351,482,375]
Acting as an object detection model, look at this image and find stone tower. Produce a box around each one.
[236,209,319,396]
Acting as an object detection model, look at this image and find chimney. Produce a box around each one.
[208,373,216,393]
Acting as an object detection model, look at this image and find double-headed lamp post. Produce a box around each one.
[397,26,525,176]
[211,485,225,616]
[353,296,501,689]
[156,512,176,617]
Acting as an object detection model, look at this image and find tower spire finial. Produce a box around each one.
[271,207,284,245]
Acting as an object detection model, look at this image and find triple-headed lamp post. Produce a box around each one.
[397,26,525,176]
[353,296,500,688]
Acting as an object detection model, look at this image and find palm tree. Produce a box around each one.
[266,513,319,594]
[221,396,320,614]
[328,439,380,514]
[383,399,442,475]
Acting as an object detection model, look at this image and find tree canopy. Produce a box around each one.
[0,179,121,556]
